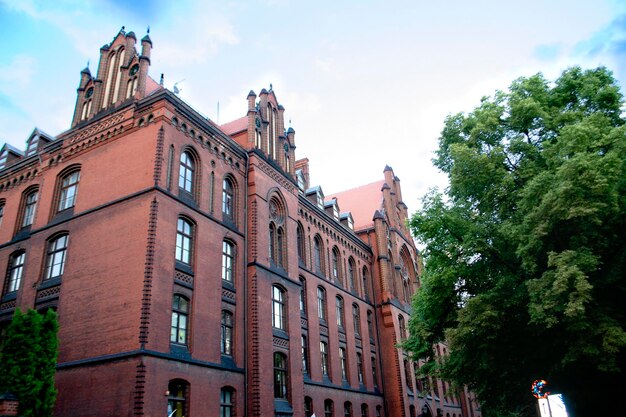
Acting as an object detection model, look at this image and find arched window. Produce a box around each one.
[361,404,369,417]
[404,358,413,390]
[222,240,235,283]
[362,266,370,300]
[297,222,306,265]
[305,396,314,417]
[409,405,416,417]
[331,247,341,284]
[44,234,68,281]
[348,258,356,291]
[317,286,327,322]
[20,188,38,229]
[371,355,378,387]
[272,285,286,331]
[336,296,345,328]
[57,168,81,212]
[320,341,329,376]
[179,150,195,195]
[324,399,334,417]
[220,387,235,417]
[112,48,125,103]
[399,315,407,340]
[352,304,361,337]
[222,177,235,221]
[102,52,116,107]
[314,235,324,275]
[344,402,353,417]
[301,334,309,374]
[339,347,348,380]
[299,277,306,314]
[5,251,25,294]
[171,294,189,345]
[269,197,286,268]
[356,352,364,384]
[367,310,374,341]
[167,379,188,417]
[175,217,194,266]
[273,352,288,399]
[221,310,233,356]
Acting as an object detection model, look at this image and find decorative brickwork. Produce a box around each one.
[153,126,164,185]
[36,285,61,300]
[174,270,193,287]
[133,360,147,416]
[139,197,158,348]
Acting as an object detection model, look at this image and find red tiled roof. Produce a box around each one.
[328,180,385,231]
[220,116,248,135]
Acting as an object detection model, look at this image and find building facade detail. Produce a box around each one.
[0,29,481,417]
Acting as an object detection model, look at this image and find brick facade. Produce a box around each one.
[0,29,481,417]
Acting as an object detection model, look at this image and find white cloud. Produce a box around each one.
[0,54,37,89]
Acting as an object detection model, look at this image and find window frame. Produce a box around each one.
[178,150,195,195]
[5,251,26,295]
[57,169,80,212]
[175,217,194,267]
[222,177,235,221]
[336,296,345,329]
[272,285,287,331]
[21,188,38,229]
[221,240,235,284]
[317,286,327,322]
[171,294,190,346]
[273,351,289,399]
[320,340,329,377]
[220,387,234,417]
[221,310,234,356]
[167,379,189,417]
[43,234,69,281]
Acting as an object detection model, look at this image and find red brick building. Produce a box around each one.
[0,29,481,417]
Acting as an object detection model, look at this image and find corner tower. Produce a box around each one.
[71,27,152,127]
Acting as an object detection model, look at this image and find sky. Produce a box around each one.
[1,0,625,210]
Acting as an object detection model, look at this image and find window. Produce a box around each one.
[344,402,353,417]
[299,277,306,314]
[178,150,195,194]
[399,315,407,340]
[222,240,235,283]
[325,400,334,417]
[305,397,314,417]
[361,404,369,417]
[220,387,234,417]
[0,201,4,227]
[362,267,370,300]
[58,170,80,211]
[21,189,38,228]
[367,310,374,341]
[336,296,345,328]
[221,310,233,356]
[44,234,68,280]
[269,198,285,267]
[371,355,378,387]
[313,235,323,274]
[222,177,234,221]
[273,352,288,399]
[301,334,309,374]
[5,251,25,294]
[348,258,355,291]
[339,347,348,380]
[167,379,188,417]
[320,341,329,376]
[175,217,193,265]
[376,406,382,417]
[353,304,361,337]
[404,359,413,390]
[272,285,286,331]
[317,287,327,322]
[171,295,189,345]
[297,222,305,264]
[331,247,340,283]
[356,352,364,384]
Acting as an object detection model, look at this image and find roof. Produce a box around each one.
[328,180,385,231]
[220,116,248,135]
[145,76,162,96]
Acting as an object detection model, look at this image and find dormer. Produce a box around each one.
[324,198,340,220]
[0,144,24,171]
[71,27,152,127]
[306,186,325,209]
[25,128,54,157]
[339,212,354,231]
[295,158,310,192]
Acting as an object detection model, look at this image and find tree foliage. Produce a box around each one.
[0,308,59,417]
[404,67,625,417]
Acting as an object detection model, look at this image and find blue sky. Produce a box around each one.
[1,0,625,204]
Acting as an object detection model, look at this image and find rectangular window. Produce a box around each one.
[320,341,329,376]
[44,235,68,280]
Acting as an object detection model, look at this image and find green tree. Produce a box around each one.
[404,67,625,417]
[0,308,59,417]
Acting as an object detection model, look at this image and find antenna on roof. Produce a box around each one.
[159,73,164,86]
[147,26,150,34]
[269,83,273,91]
